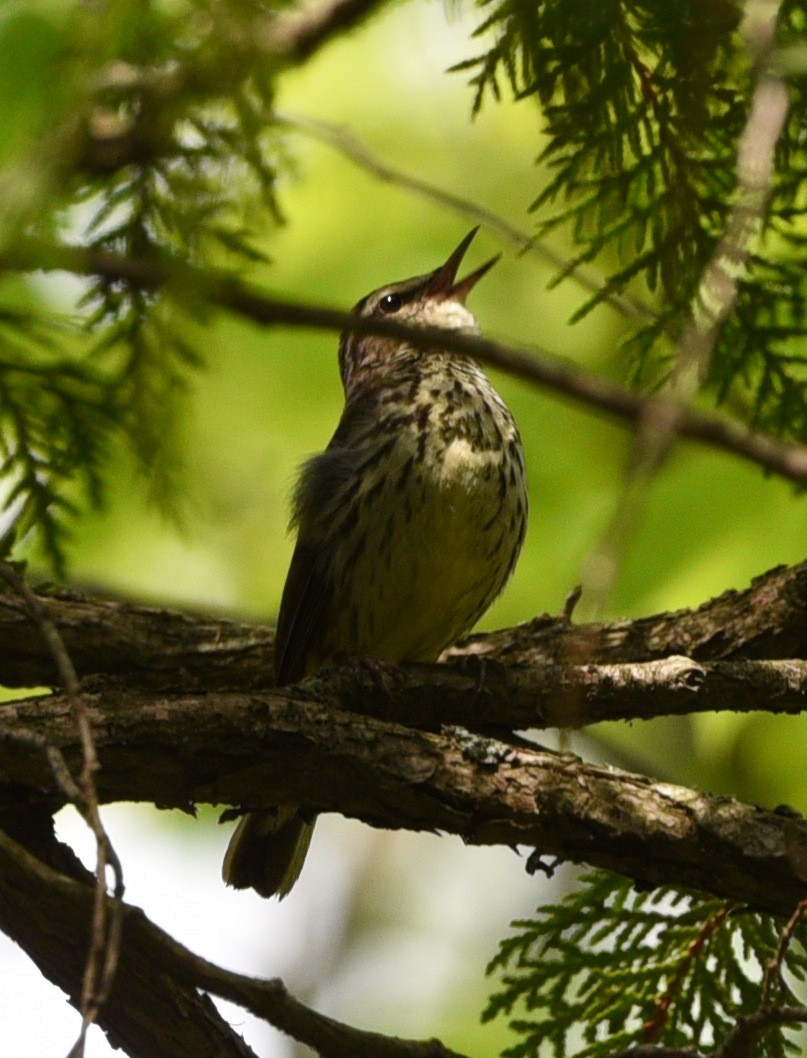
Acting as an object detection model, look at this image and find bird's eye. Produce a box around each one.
[379,292,403,314]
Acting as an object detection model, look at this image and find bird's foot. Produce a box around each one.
[335,653,404,706]
[526,851,562,878]
[457,652,506,704]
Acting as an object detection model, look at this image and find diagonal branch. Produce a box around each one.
[0,828,259,1058]
[79,0,392,173]
[273,110,656,322]
[10,237,807,487]
[0,826,465,1058]
[577,0,790,620]
[0,562,123,1056]
[260,0,389,63]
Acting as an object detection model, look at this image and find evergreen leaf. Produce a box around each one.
[486,872,807,1058]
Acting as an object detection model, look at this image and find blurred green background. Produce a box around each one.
[4,0,807,1055]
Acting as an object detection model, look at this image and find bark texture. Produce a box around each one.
[2,557,807,1056]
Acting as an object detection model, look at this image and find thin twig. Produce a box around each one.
[273,110,657,322]
[0,562,124,1055]
[643,905,734,1042]
[578,0,789,620]
[0,722,85,805]
[717,1005,807,1058]
[761,895,807,1006]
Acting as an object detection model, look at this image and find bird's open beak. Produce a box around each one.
[424,228,499,304]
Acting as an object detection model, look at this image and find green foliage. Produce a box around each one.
[485,871,807,1058]
[0,0,287,567]
[2,0,807,569]
[0,310,116,571]
[455,0,807,439]
[75,83,279,500]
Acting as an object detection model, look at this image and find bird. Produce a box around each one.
[222,228,528,898]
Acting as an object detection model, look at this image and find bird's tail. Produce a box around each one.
[222,806,315,899]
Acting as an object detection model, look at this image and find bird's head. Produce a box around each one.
[338,228,498,395]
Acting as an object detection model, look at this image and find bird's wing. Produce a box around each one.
[273,539,333,686]
[273,394,378,686]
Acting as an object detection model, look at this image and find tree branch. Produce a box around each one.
[273,110,656,323]
[0,561,123,1056]
[0,826,465,1058]
[0,828,259,1058]
[2,558,806,693]
[2,560,807,943]
[3,684,807,916]
[4,591,807,730]
[259,0,388,63]
[718,1006,807,1058]
[79,0,391,173]
[11,237,807,487]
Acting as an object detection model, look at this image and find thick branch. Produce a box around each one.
[80,0,390,173]
[307,655,807,730]
[0,587,275,691]
[0,827,463,1058]
[3,687,807,916]
[261,0,386,62]
[0,830,258,1058]
[450,558,807,667]
[2,559,806,694]
[5,642,807,742]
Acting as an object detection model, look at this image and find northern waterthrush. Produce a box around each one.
[223,229,528,898]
